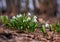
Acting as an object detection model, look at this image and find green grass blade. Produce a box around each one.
[1,16,5,24]
[5,16,8,24]
[41,25,46,35]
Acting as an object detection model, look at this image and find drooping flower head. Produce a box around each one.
[45,23,49,27]
[34,19,37,22]
[17,14,22,18]
[34,16,37,19]
[12,16,16,19]
[28,12,31,16]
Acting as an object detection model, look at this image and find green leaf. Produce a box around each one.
[41,25,46,35]
[1,16,5,24]
[6,23,12,28]
[10,20,16,28]
[50,24,54,31]
[53,22,60,33]
[5,16,8,24]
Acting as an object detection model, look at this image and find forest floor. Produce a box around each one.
[0,13,60,42]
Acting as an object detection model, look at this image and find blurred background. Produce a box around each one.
[0,0,60,18]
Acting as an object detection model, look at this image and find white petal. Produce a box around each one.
[45,23,49,27]
[17,14,22,18]
[28,12,31,16]
[19,14,22,17]
[17,15,20,17]
[12,16,16,19]
[34,19,37,22]
[34,16,37,19]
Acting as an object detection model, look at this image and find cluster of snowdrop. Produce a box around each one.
[12,13,38,23]
[7,13,39,32]
[28,13,38,22]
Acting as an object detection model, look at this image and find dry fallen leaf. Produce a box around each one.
[0,28,4,33]
[38,18,45,24]
[56,40,60,42]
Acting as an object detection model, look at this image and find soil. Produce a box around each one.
[0,27,60,42]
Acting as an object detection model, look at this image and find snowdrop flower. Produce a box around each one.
[21,26,23,29]
[17,15,20,18]
[34,19,37,22]
[23,20,26,22]
[45,23,49,27]
[27,17,31,21]
[28,12,31,16]
[34,16,37,19]
[17,14,22,18]
[19,14,22,17]
[12,16,16,19]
